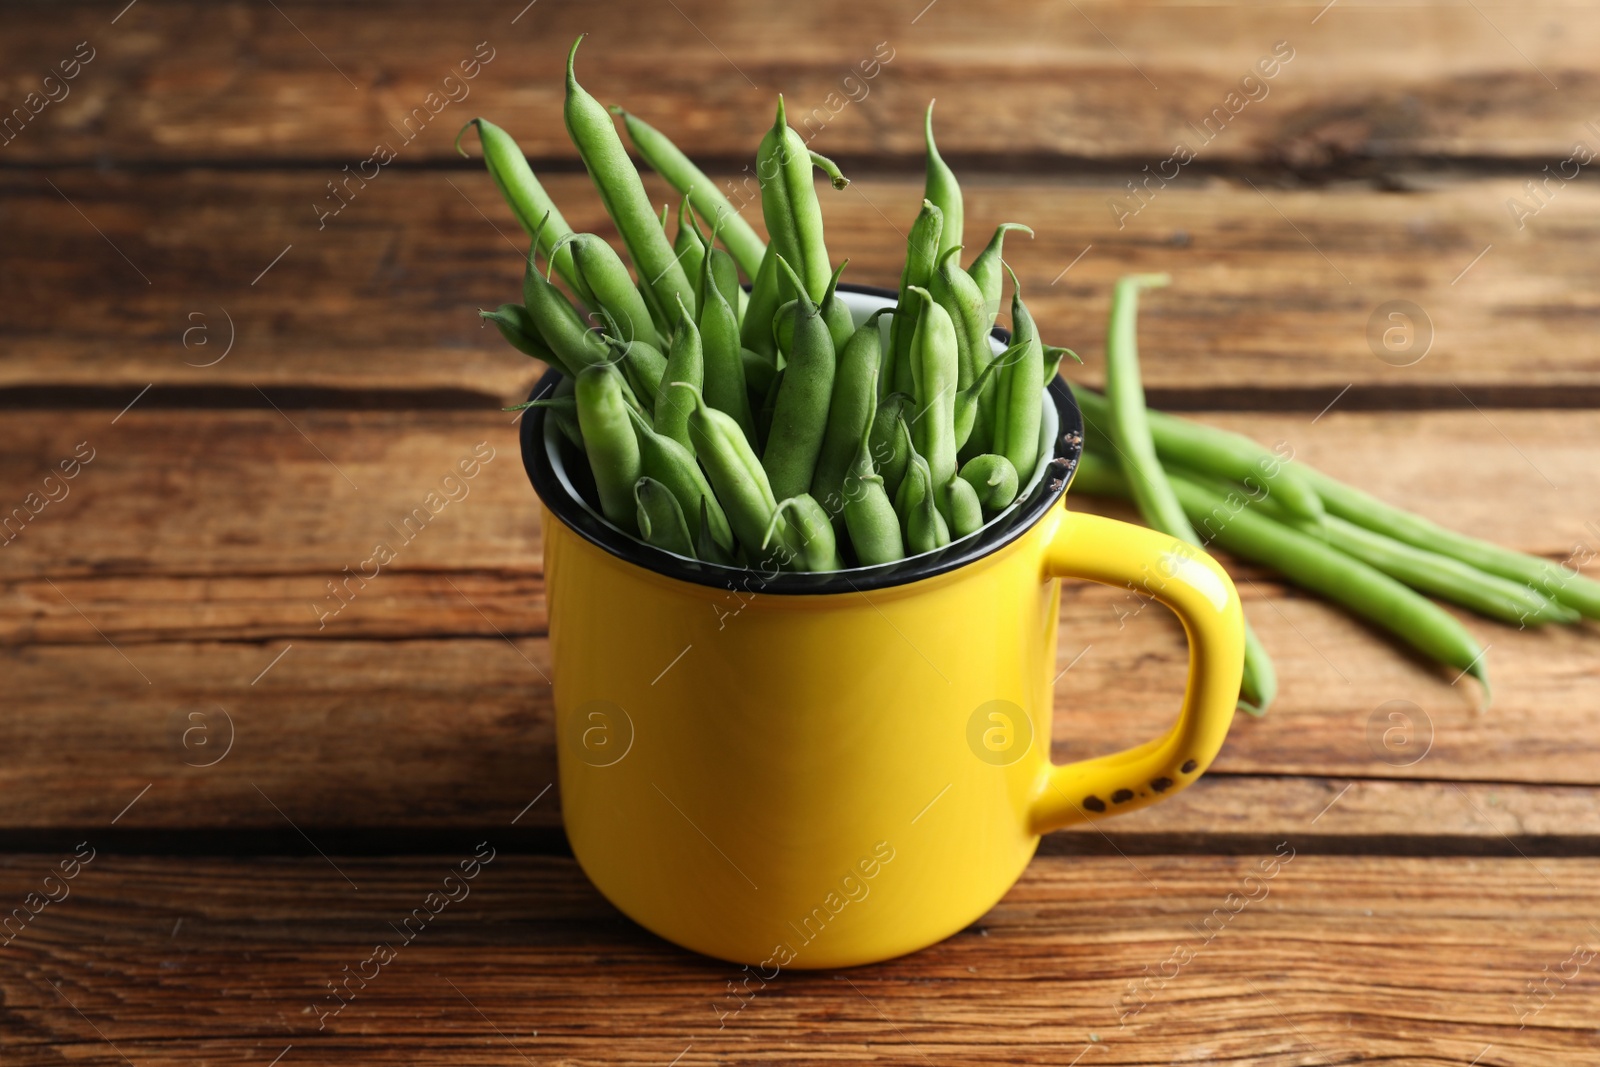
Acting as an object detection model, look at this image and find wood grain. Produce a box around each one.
[5,3,1598,1056]
[3,605,1596,837]
[7,170,1600,401]
[2,407,1596,832]
[1,854,1596,1064]
[4,408,1595,582]
[5,0,1599,166]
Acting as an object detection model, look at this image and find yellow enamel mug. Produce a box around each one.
[520,288,1244,969]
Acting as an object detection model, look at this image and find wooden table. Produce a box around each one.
[5,2,1599,1063]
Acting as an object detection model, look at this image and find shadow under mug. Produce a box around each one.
[520,285,1245,969]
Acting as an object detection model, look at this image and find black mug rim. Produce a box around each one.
[519,282,1085,596]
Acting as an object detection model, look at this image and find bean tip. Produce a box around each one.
[453,118,480,158]
[1120,272,1171,291]
[1003,260,1022,294]
[1469,661,1492,708]
[566,34,586,80]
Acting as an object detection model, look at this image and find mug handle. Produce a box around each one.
[1027,509,1245,833]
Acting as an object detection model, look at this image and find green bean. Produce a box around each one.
[695,212,743,321]
[955,343,1008,454]
[513,394,585,449]
[696,220,757,442]
[868,396,914,498]
[959,454,1020,513]
[906,285,960,519]
[818,261,856,353]
[522,231,608,373]
[635,476,696,557]
[886,200,943,397]
[929,245,988,391]
[480,303,561,369]
[611,105,768,279]
[673,195,707,299]
[704,246,742,322]
[841,398,906,565]
[764,495,844,572]
[625,404,734,555]
[758,97,833,303]
[1075,451,1274,706]
[808,151,850,190]
[1167,459,1579,626]
[456,118,592,304]
[561,232,662,350]
[894,426,950,554]
[813,310,890,516]
[741,346,777,399]
[740,244,782,359]
[1072,383,1325,525]
[1042,343,1080,385]
[1323,513,1579,626]
[968,223,1032,328]
[922,101,963,259]
[574,363,642,532]
[697,498,738,566]
[504,394,573,415]
[679,384,782,559]
[755,364,783,452]
[547,375,585,451]
[1098,272,1276,713]
[653,296,704,449]
[1073,450,1490,698]
[772,298,798,358]
[1258,481,1576,625]
[564,37,696,320]
[598,331,667,410]
[945,473,984,538]
[762,255,838,500]
[1292,463,1600,620]
[774,272,853,356]
[1102,274,1181,531]
[990,275,1044,482]
[1237,630,1279,717]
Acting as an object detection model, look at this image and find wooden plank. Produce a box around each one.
[2,407,1597,831]
[6,1,1600,165]
[3,408,1595,582]
[1049,776,1600,856]
[0,411,535,578]
[2,854,1596,1063]
[7,170,1600,400]
[3,605,1596,836]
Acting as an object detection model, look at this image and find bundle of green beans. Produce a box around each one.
[1069,274,1600,714]
[465,37,1065,573]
